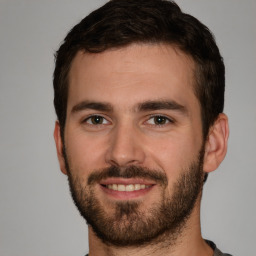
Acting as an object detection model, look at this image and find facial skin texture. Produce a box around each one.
[54,43,229,256]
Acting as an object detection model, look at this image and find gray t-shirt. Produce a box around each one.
[206,240,232,256]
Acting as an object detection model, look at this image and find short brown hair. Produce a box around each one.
[53,0,225,139]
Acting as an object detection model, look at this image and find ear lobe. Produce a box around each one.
[203,113,229,173]
[54,121,68,175]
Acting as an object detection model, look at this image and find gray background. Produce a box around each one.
[0,0,255,255]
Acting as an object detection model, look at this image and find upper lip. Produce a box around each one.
[100,178,156,186]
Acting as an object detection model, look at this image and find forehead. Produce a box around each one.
[67,43,198,113]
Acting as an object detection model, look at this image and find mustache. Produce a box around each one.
[87,165,168,186]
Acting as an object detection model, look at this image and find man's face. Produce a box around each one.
[59,44,205,245]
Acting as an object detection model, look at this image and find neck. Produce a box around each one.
[87,198,213,256]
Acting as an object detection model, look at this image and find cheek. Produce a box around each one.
[145,133,201,178]
[65,131,108,175]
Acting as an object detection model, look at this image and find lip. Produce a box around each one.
[99,178,156,200]
[100,178,155,186]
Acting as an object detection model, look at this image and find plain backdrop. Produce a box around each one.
[0,1,255,255]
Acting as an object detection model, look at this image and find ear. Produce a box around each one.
[54,121,68,175]
[203,113,229,173]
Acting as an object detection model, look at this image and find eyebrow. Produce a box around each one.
[71,99,187,115]
[137,100,188,115]
[71,101,113,113]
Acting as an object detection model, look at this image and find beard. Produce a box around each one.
[64,147,205,247]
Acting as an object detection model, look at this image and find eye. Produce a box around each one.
[147,115,173,126]
[84,115,109,125]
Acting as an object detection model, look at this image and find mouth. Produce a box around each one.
[100,178,155,200]
[102,183,151,191]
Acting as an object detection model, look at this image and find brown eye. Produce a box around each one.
[153,116,168,125]
[146,115,173,126]
[86,115,108,125]
[92,116,103,124]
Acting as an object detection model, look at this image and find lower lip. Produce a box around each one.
[100,185,154,200]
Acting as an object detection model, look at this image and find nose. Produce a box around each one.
[105,122,146,167]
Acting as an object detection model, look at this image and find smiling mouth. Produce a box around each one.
[102,184,152,192]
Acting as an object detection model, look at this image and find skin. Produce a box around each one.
[54,43,229,256]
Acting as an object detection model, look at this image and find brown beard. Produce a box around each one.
[64,147,205,247]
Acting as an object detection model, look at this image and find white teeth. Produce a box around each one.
[134,184,141,190]
[118,184,126,191]
[125,184,134,192]
[140,184,145,189]
[106,184,150,191]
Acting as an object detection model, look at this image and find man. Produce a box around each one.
[53,0,231,255]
